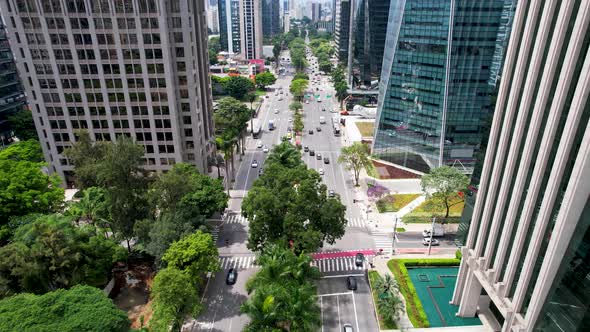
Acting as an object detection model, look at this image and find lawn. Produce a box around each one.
[376,194,421,213]
[366,160,380,179]
[402,196,465,223]
[255,89,266,98]
[368,271,398,330]
[355,122,375,137]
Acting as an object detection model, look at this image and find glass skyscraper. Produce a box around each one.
[372,0,516,174]
[218,0,242,54]
[262,0,280,39]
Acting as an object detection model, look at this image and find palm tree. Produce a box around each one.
[265,142,302,168]
[281,283,321,332]
[377,292,403,326]
[241,287,284,331]
[216,136,235,195]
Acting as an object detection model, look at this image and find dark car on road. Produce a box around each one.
[309,149,315,156]
[355,253,364,267]
[308,129,314,134]
[346,276,357,291]
[324,157,329,164]
[316,126,321,132]
[226,268,237,285]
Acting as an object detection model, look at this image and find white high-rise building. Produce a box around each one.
[0,0,215,184]
[240,0,263,59]
[453,1,590,331]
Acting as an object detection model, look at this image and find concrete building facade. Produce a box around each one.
[453,0,590,331]
[240,0,263,59]
[0,0,215,184]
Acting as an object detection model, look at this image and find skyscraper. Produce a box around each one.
[335,0,352,62]
[0,0,214,184]
[372,0,516,174]
[0,22,27,145]
[262,0,280,38]
[452,1,590,330]
[311,2,322,22]
[240,0,263,59]
[218,0,242,54]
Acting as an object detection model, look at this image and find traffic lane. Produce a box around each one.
[217,222,250,256]
[317,275,378,332]
[190,268,256,332]
[396,231,459,249]
[322,228,374,251]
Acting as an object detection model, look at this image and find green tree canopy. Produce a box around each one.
[63,131,107,189]
[338,142,372,186]
[162,231,220,281]
[421,166,470,219]
[0,140,43,162]
[289,78,308,101]
[7,110,37,141]
[149,267,201,332]
[0,214,126,297]
[0,285,129,332]
[222,76,255,99]
[242,145,347,253]
[293,72,309,81]
[255,71,277,89]
[214,97,251,137]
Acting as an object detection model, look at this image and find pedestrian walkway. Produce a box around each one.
[372,229,393,254]
[219,256,256,270]
[311,256,371,272]
[211,226,219,242]
[223,212,249,225]
[346,217,367,228]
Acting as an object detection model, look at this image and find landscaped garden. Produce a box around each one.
[387,258,481,328]
[355,121,375,137]
[368,271,402,330]
[402,196,465,223]
[376,193,421,213]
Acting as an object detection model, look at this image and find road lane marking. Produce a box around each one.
[321,274,364,279]
[352,290,360,332]
[337,295,341,331]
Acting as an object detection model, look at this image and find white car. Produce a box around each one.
[422,238,440,246]
[251,160,258,168]
[263,146,269,153]
[305,100,309,104]
[257,141,263,148]
[317,98,321,103]
[274,108,279,114]
[318,168,324,175]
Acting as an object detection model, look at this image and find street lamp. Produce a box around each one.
[428,216,436,256]
[392,217,398,255]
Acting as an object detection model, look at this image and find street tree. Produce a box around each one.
[214,96,250,164]
[95,136,149,252]
[264,142,302,169]
[222,76,255,100]
[255,71,277,89]
[334,81,348,109]
[67,187,109,229]
[0,214,126,296]
[420,166,470,219]
[149,267,201,332]
[293,73,309,81]
[7,110,37,141]
[0,140,43,162]
[0,285,129,331]
[293,112,304,133]
[215,135,237,193]
[162,231,220,282]
[63,130,107,189]
[289,101,302,113]
[289,78,308,101]
[338,142,372,186]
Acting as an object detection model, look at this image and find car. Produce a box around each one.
[251,160,258,168]
[304,146,309,152]
[309,150,315,156]
[287,132,292,139]
[275,93,279,96]
[278,97,283,101]
[280,91,284,94]
[263,146,269,153]
[257,141,263,148]
[328,190,335,197]
[308,129,314,135]
[346,276,357,291]
[226,268,237,285]
[274,108,279,114]
[305,100,309,104]
[343,324,354,332]
[316,126,321,132]
[318,168,324,175]
[316,153,322,160]
[265,95,269,98]
[422,238,440,246]
[258,168,264,175]
[288,118,293,122]
[324,157,329,164]
[322,108,326,112]
[317,98,321,102]
[355,253,364,267]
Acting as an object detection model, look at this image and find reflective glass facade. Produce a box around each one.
[262,0,280,38]
[373,0,516,174]
[218,0,241,53]
[0,24,26,145]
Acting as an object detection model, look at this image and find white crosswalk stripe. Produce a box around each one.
[224,213,249,225]
[372,231,393,253]
[219,256,256,270]
[210,226,219,242]
[312,256,369,273]
[346,217,366,228]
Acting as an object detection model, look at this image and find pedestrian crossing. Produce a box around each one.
[311,256,370,272]
[210,226,219,242]
[372,230,393,254]
[224,213,249,225]
[219,256,257,270]
[346,217,367,228]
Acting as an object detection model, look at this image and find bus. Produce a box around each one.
[333,123,341,136]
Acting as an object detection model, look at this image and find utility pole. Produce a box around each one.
[428,216,436,255]
[392,217,398,255]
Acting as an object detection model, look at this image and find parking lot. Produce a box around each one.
[317,274,379,332]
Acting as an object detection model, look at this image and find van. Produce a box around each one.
[319,116,325,124]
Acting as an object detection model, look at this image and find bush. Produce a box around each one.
[368,271,398,330]
[387,258,461,328]
[401,216,462,224]
[455,249,462,260]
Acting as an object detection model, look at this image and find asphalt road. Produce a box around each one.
[317,274,379,332]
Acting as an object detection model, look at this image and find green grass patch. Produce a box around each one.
[376,194,420,213]
[366,160,380,179]
[368,271,398,330]
[355,122,375,137]
[255,89,266,98]
[396,228,406,233]
[402,197,465,223]
[387,258,461,328]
